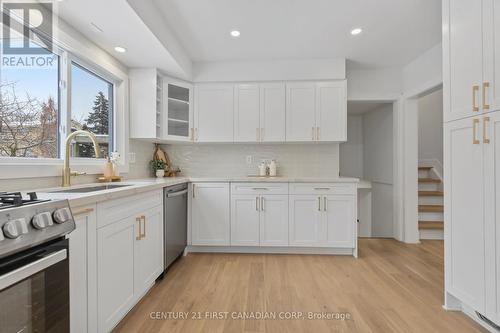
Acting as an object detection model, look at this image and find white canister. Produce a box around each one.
[258,162,267,176]
[269,160,277,177]
[156,169,165,178]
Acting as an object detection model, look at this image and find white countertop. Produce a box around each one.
[33,176,360,207]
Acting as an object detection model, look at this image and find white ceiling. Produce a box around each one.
[153,0,442,69]
[347,101,391,115]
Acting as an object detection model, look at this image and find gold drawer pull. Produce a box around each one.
[483,82,490,110]
[141,215,146,238]
[473,85,480,112]
[136,217,142,240]
[72,208,94,216]
[473,118,480,144]
[483,117,490,144]
[318,197,321,211]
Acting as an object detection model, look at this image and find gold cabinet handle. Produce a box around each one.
[256,196,259,211]
[261,196,264,211]
[72,208,94,216]
[473,118,480,144]
[136,217,142,240]
[483,117,490,144]
[483,82,490,110]
[318,196,321,211]
[141,215,146,238]
[473,85,480,112]
[324,197,327,211]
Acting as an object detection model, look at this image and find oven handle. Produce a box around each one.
[166,189,188,198]
[0,249,67,291]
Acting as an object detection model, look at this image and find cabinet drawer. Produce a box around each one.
[231,182,289,195]
[289,183,355,195]
[97,190,162,228]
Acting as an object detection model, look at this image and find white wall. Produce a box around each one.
[163,143,340,178]
[363,105,394,237]
[418,88,443,167]
[403,43,442,97]
[347,67,402,101]
[339,115,364,178]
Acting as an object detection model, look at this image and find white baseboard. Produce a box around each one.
[186,245,356,256]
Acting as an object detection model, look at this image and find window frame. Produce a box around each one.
[0,28,129,179]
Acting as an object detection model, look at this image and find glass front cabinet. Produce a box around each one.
[163,79,194,142]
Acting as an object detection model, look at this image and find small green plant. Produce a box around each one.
[150,159,166,172]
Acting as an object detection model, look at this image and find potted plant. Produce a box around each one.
[150,159,166,178]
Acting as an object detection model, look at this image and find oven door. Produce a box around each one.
[0,238,69,333]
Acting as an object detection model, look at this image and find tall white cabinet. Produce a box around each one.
[444,0,500,328]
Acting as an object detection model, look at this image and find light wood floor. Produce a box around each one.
[114,239,485,333]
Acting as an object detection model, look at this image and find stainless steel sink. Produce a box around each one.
[49,184,131,193]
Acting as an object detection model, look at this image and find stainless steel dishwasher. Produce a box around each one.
[163,183,188,271]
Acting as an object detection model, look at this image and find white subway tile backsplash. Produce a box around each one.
[162,143,340,178]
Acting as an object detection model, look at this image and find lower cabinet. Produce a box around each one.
[191,183,230,245]
[231,194,289,246]
[289,194,356,247]
[96,204,163,333]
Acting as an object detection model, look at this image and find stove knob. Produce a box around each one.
[3,218,28,239]
[32,212,54,230]
[53,208,72,224]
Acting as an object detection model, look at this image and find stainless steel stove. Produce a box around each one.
[0,192,75,332]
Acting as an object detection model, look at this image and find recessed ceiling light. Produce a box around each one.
[114,46,126,53]
[230,30,241,37]
[351,28,363,35]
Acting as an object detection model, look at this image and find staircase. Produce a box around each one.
[418,166,444,240]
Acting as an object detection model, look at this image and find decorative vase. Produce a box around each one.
[155,169,165,178]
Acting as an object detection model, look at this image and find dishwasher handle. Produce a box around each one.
[166,189,188,198]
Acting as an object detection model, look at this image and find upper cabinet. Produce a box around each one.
[233,83,286,142]
[444,0,500,122]
[164,80,194,142]
[286,81,347,142]
[129,69,163,140]
[194,84,234,142]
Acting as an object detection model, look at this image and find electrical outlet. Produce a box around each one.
[246,155,253,164]
[129,152,136,164]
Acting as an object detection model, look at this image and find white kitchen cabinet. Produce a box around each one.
[69,205,96,333]
[316,81,346,141]
[483,0,500,113]
[129,68,164,140]
[289,195,322,246]
[286,81,347,142]
[260,83,286,142]
[194,84,234,142]
[231,195,260,246]
[97,215,137,333]
[191,183,230,245]
[134,205,163,298]
[164,79,194,142]
[260,195,289,246]
[234,84,260,142]
[286,82,316,141]
[444,116,485,313]
[323,195,356,248]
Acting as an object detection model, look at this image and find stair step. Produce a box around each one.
[418,191,444,197]
[418,166,433,170]
[418,178,441,183]
[419,205,444,212]
[419,221,444,230]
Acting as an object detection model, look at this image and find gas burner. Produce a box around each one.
[0,191,50,210]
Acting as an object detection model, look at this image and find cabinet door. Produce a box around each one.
[484,111,500,323]
[194,84,234,142]
[483,0,500,113]
[316,81,346,142]
[234,84,260,142]
[191,183,230,245]
[97,216,138,333]
[260,83,286,142]
[323,195,356,248]
[289,195,322,246]
[231,195,260,246]
[165,81,193,141]
[286,83,316,141]
[260,195,289,246]
[69,207,96,333]
[444,0,484,121]
[135,205,163,297]
[444,117,485,312]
